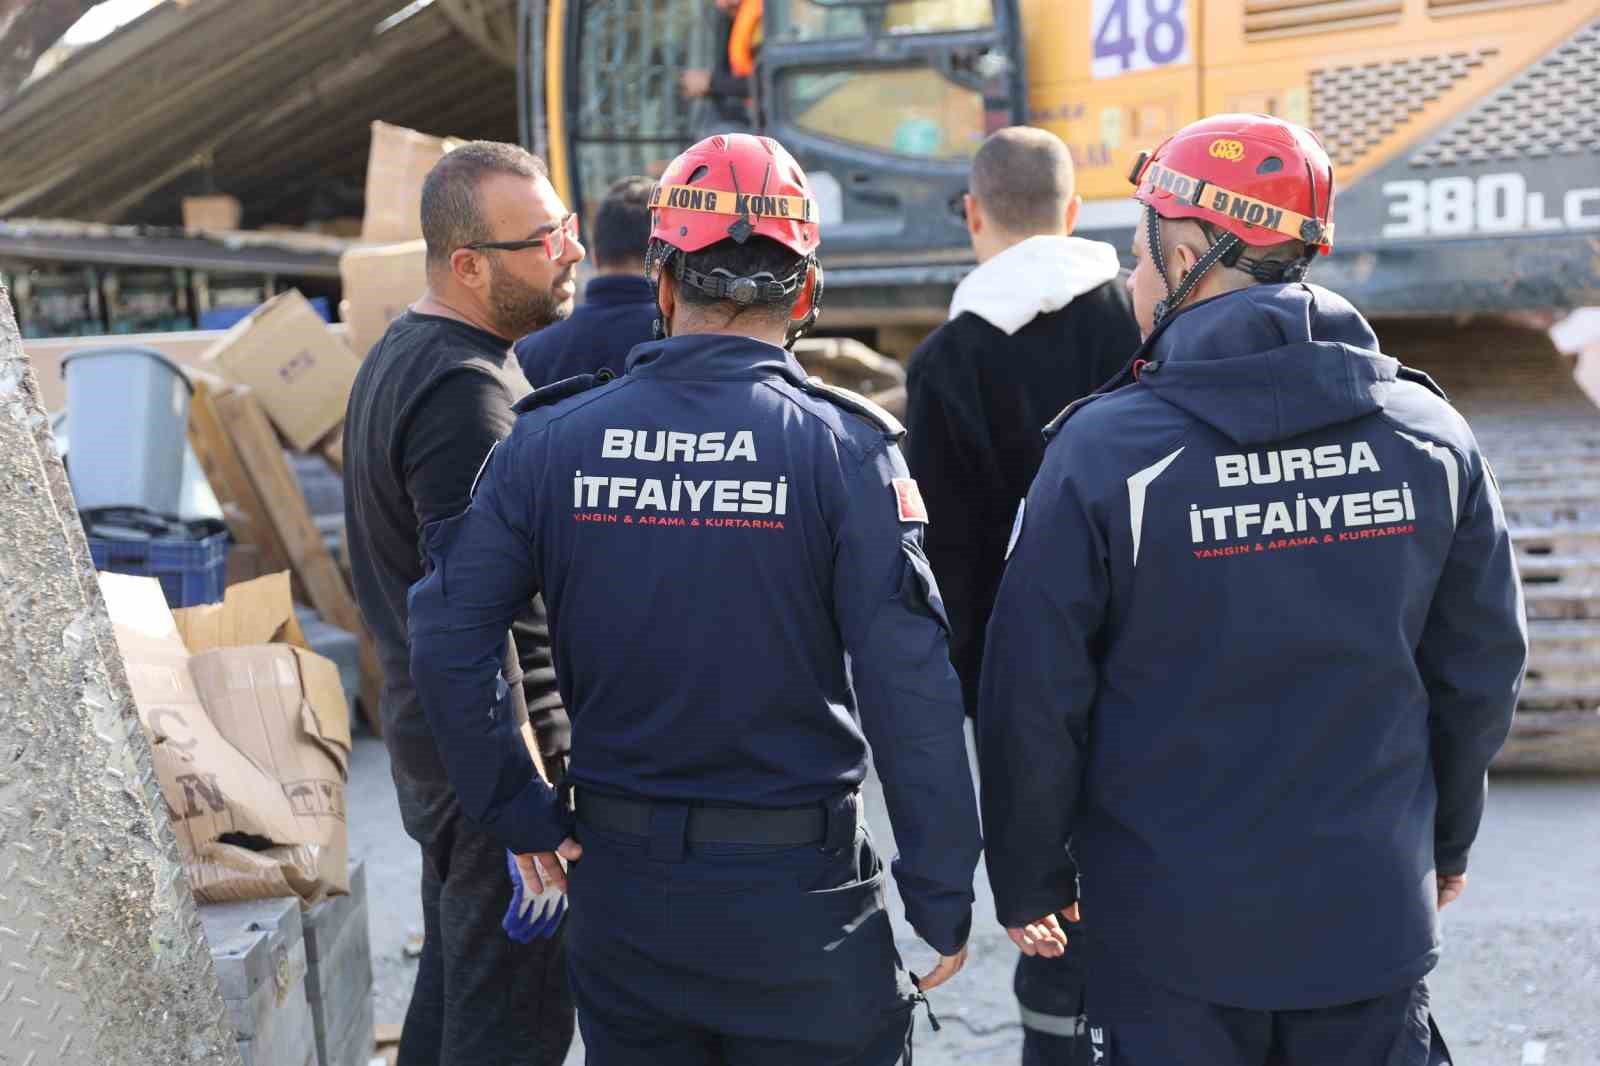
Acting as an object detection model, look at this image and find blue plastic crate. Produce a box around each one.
[89,531,230,607]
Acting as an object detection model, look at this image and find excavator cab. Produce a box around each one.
[535,0,1027,327]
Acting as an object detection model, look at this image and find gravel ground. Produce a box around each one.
[348,733,1600,1065]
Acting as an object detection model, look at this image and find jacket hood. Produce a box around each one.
[1140,283,1398,446]
[948,235,1122,335]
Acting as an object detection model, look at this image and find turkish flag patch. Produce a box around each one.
[892,478,929,524]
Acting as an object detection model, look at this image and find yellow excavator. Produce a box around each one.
[521,0,1600,768]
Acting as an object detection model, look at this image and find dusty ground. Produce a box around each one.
[348,734,1600,1064]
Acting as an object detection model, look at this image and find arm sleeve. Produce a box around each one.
[1417,454,1527,876]
[709,69,750,100]
[833,442,981,956]
[406,441,574,855]
[513,595,571,761]
[401,369,516,529]
[977,452,1108,927]
[904,352,989,716]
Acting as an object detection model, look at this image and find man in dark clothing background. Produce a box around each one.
[515,175,657,387]
[342,141,584,1066]
[906,126,1140,723]
[904,128,1140,1064]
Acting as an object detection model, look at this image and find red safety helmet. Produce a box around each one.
[1130,113,1335,252]
[649,133,820,258]
[647,133,823,341]
[1128,113,1336,324]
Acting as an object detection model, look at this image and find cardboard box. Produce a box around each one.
[189,644,350,899]
[338,240,425,360]
[362,121,462,243]
[202,289,361,452]
[101,572,305,852]
[101,571,352,904]
[184,194,243,232]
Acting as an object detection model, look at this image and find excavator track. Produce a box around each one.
[1382,318,1600,772]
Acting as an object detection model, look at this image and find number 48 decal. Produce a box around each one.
[1092,0,1191,79]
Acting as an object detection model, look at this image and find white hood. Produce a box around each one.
[948,235,1123,336]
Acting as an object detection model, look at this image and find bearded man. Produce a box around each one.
[342,140,585,1066]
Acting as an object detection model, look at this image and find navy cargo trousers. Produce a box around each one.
[564,793,921,1065]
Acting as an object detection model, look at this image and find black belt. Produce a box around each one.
[575,788,844,847]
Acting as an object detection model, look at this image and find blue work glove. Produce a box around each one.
[502,850,567,942]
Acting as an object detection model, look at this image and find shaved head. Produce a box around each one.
[970,126,1077,236]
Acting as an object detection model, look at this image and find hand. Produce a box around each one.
[913,942,969,992]
[503,842,581,942]
[523,837,583,893]
[1006,901,1080,958]
[1437,873,1467,910]
[680,69,712,98]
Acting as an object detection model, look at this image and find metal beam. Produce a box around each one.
[0,286,244,1066]
[0,0,235,135]
[438,0,519,68]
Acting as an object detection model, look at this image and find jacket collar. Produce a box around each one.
[582,273,656,309]
[624,333,806,382]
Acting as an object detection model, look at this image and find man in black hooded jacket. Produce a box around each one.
[906,126,1139,1065]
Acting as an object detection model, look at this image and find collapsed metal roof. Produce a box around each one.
[0,0,523,229]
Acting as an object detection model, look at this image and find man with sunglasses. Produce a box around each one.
[343,140,584,1066]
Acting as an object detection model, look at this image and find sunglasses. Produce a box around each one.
[462,213,581,260]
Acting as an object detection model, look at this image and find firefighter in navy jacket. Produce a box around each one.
[979,114,1526,1065]
[409,134,980,1065]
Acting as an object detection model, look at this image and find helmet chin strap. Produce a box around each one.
[646,239,822,347]
[1146,204,1240,325]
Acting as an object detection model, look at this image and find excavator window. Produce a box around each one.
[778,66,988,159]
[776,0,996,40]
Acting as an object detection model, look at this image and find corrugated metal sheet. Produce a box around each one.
[0,0,521,228]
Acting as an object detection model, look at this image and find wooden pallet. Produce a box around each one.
[187,381,383,734]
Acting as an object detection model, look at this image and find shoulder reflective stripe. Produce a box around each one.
[469,441,499,499]
[1005,498,1025,560]
[1127,446,1185,566]
[1395,430,1460,526]
[1019,1005,1085,1038]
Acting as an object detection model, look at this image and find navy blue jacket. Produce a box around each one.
[409,334,982,955]
[513,274,658,388]
[979,283,1526,1010]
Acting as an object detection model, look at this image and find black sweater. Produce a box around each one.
[904,279,1141,716]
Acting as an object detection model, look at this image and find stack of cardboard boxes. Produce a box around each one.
[339,120,457,360]
[102,570,376,1066]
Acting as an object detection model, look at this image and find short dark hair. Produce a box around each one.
[670,236,806,323]
[970,126,1076,235]
[591,176,655,268]
[419,141,548,269]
